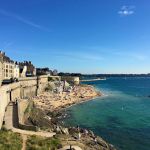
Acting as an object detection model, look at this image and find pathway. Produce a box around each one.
[4,102,56,149]
[21,134,27,150]
[58,145,82,150]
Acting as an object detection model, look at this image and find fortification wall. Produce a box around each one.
[37,75,48,94]
[10,82,20,101]
[0,85,10,128]
[0,61,2,87]
[0,75,49,129]
[0,75,79,129]
[19,77,38,99]
[17,99,37,131]
[61,76,80,85]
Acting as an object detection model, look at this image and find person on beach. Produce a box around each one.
[94,137,97,144]
[77,125,80,131]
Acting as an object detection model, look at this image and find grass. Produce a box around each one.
[0,127,22,150]
[26,135,61,150]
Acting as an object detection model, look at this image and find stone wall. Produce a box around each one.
[0,61,3,86]
[61,76,80,85]
[0,85,10,128]
[0,75,80,129]
[17,99,37,131]
[10,82,20,101]
[0,75,49,129]
[48,76,61,81]
[37,75,48,94]
[19,77,37,99]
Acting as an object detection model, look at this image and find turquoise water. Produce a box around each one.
[64,77,150,150]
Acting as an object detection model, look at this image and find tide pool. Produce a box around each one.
[64,77,150,150]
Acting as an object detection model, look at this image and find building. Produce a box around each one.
[36,67,52,76]
[14,62,20,79]
[0,51,15,80]
[19,61,36,77]
[19,65,27,78]
[0,51,36,84]
[52,69,58,76]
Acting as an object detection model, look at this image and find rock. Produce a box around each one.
[96,137,108,148]
[55,125,62,134]
[89,130,95,137]
[109,144,116,150]
[68,127,77,135]
[61,127,69,135]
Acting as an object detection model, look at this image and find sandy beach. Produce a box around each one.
[33,85,101,111]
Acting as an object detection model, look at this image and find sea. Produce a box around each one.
[64,77,150,150]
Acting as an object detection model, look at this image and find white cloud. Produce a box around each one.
[0,9,51,32]
[118,5,135,16]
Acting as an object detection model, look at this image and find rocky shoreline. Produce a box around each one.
[25,84,116,150]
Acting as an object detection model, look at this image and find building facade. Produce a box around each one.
[0,51,37,83]
[3,61,15,79]
[14,63,20,78]
[36,68,52,76]
[19,61,36,77]
[0,51,15,80]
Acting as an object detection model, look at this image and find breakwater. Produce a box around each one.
[81,78,106,82]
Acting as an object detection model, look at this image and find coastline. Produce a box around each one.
[26,83,117,150]
[60,94,100,111]
[33,84,101,112]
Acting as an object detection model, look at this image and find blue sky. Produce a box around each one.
[0,0,150,74]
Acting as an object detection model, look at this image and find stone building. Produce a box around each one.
[0,51,15,80]
[14,62,20,79]
[0,51,37,83]
[36,67,52,76]
[19,61,36,77]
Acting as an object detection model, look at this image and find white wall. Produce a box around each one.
[14,65,20,78]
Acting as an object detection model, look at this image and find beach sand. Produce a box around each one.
[33,85,101,111]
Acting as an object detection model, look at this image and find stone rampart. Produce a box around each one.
[0,75,49,129]
[37,75,48,94]
[0,85,11,129]
[61,76,80,85]
[17,99,37,131]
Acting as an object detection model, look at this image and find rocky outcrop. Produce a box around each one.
[26,106,116,150]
